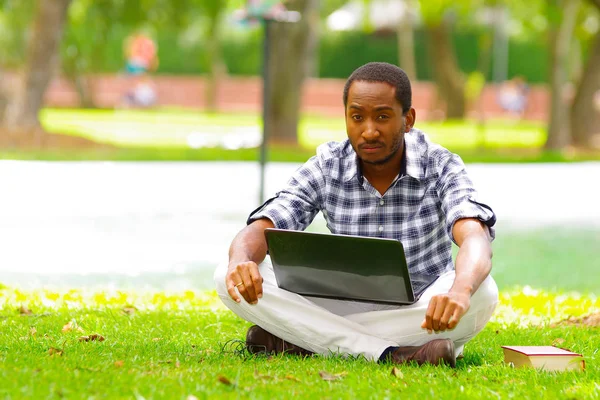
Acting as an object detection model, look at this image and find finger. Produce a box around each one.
[248,263,264,299]
[423,297,437,333]
[438,303,454,332]
[448,306,464,330]
[236,264,258,304]
[432,296,448,332]
[226,271,242,303]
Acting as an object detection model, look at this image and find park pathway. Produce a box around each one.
[1,161,598,290]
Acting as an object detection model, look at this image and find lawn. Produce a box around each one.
[38,108,547,150]
[1,108,597,162]
[1,286,599,399]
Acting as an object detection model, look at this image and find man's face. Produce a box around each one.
[345,81,412,166]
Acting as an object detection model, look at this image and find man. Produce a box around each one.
[214,62,498,367]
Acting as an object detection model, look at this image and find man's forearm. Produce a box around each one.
[228,218,274,266]
[450,233,492,297]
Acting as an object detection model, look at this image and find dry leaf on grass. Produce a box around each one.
[19,306,32,315]
[552,338,566,346]
[114,360,124,368]
[217,375,233,386]
[253,369,274,381]
[62,320,84,333]
[391,367,404,378]
[319,371,348,381]
[284,375,301,382]
[48,347,63,356]
[551,312,600,327]
[122,306,137,315]
[152,338,162,342]
[30,327,37,337]
[79,333,105,342]
[186,396,199,400]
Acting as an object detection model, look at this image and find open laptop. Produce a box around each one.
[264,228,437,305]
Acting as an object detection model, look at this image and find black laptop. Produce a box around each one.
[264,228,437,305]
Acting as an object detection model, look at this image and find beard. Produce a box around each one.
[360,124,405,166]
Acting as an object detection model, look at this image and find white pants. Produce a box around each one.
[214,257,498,361]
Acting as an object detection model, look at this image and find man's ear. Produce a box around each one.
[405,108,416,132]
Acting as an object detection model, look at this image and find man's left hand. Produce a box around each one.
[421,292,471,333]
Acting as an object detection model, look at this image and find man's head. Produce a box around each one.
[343,62,412,114]
[343,62,415,166]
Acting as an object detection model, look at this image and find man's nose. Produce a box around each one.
[361,120,379,140]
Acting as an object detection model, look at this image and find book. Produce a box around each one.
[501,346,585,372]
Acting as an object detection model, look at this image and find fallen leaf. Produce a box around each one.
[175,359,181,368]
[552,338,566,346]
[122,306,137,315]
[253,369,274,381]
[284,375,301,382]
[114,360,124,368]
[152,338,162,342]
[62,320,84,333]
[30,327,37,337]
[48,347,63,356]
[319,370,347,381]
[79,333,105,342]
[186,396,199,400]
[19,306,32,315]
[391,367,404,378]
[217,375,233,386]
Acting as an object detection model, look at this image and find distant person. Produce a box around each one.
[122,32,159,108]
[498,77,529,118]
[214,62,498,367]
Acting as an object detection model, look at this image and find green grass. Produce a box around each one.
[40,108,545,150]
[0,108,596,162]
[1,287,599,399]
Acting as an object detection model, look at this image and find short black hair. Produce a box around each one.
[343,62,412,114]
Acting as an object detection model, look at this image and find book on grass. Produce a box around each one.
[501,346,585,372]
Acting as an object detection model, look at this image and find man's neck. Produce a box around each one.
[360,145,405,195]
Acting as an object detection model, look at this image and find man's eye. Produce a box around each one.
[378,115,389,120]
[352,115,362,121]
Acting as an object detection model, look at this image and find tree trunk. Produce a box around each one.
[426,21,466,119]
[3,0,72,131]
[545,0,580,150]
[204,7,227,113]
[396,10,417,81]
[266,0,319,144]
[570,31,600,149]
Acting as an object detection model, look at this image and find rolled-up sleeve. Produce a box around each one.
[247,156,324,231]
[435,153,496,244]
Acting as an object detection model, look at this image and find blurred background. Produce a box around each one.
[0,0,598,293]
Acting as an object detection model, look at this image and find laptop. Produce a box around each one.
[264,228,437,305]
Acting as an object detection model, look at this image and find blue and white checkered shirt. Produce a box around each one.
[248,128,496,295]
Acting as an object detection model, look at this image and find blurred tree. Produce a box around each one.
[419,0,479,119]
[570,0,600,149]
[2,0,72,135]
[545,0,581,150]
[0,0,36,120]
[197,0,227,112]
[397,0,417,81]
[267,0,319,144]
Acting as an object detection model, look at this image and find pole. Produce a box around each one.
[259,19,271,205]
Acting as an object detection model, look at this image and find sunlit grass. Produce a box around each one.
[39,108,545,150]
[1,284,598,399]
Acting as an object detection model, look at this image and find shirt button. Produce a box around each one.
[379,200,385,206]
[378,226,384,232]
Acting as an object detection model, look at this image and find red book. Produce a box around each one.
[501,346,585,371]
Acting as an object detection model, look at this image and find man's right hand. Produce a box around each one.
[226,261,264,304]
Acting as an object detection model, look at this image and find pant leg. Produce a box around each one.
[344,270,499,352]
[214,257,397,361]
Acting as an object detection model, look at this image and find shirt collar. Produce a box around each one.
[343,129,424,183]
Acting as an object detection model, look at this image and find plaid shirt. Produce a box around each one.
[248,129,496,295]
